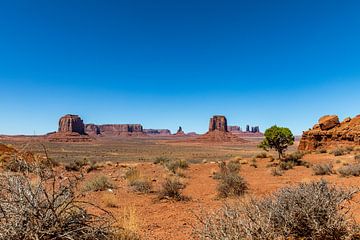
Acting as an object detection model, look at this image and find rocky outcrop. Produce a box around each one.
[58,114,85,134]
[85,124,100,135]
[209,115,228,132]
[143,129,172,136]
[227,125,263,137]
[298,114,360,151]
[175,126,185,136]
[97,124,144,136]
[196,115,247,143]
[47,114,91,142]
[318,115,340,130]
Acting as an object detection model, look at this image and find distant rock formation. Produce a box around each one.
[48,114,91,142]
[85,124,145,136]
[196,115,247,143]
[143,129,172,136]
[298,114,360,150]
[58,114,85,135]
[227,126,241,132]
[175,126,185,136]
[227,125,263,137]
[209,115,228,132]
[85,124,100,135]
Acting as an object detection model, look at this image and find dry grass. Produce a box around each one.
[125,167,152,193]
[312,163,334,175]
[159,177,189,201]
[83,175,115,192]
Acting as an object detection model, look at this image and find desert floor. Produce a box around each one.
[1,136,360,240]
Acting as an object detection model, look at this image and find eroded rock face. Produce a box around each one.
[209,115,228,132]
[58,114,85,134]
[298,114,360,150]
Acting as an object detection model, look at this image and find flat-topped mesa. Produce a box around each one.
[58,114,85,134]
[298,114,360,151]
[227,126,241,132]
[143,129,172,136]
[48,114,91,142]
[175,126,185,136]
[96,124,144,136]
[209,115,228,132]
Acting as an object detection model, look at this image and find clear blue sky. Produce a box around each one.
[1,0,360,135]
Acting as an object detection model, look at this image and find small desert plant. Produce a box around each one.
[129,178,152,193]
[164,159,189,173]
[125,167,140,182]
[249,159,257,168]
[87,160,101,173]
[312,163,334,175]
[83,175,115,192]
[195,180,359,239]
[217,173,248,198]
[317,148,327,154]
[102,193,118,208]
[271,167,283,176]
[153,156,171,164]
[278,151,308,171]
[355,154,360,162]
[64,158,88,171]
[338,164,360,177]
[213,160,240,179]
[331,148,348,156]
[255,152,268,158]
[159,177,188,201]
[227,160,241,173]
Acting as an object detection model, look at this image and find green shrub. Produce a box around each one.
[153,156,171,164]
[64,158,88,172]
[83,175,115,192]
[129,178,152,193]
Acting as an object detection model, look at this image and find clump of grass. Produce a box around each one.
[158,177,189,201]
[83,175,115,192]
[249,159,257,168]
[153,156,171,164]
[86,160,101,173]
[164,159,189,173]
[338,164,360,177]
[316,148,327,154]
[271,167,283,176]
[64,158,88,171]
[255,152,267,158]
[213,160,240,179]
[195,180,359,239]
[312,163,333,175]
[331,148,349,156]
[125,167,152,193]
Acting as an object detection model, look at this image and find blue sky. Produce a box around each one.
[1,0,360,135]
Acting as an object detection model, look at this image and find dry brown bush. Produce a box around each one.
[158,177,189,201]
[312,163,334,175]
[0,167,127,240]
[195,180,359,240]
